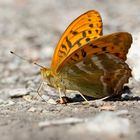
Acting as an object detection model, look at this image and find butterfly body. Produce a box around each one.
[40,10,132,100]
[41,53,131,98]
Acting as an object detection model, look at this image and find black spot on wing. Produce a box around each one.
[95,29,99,33]
[86,38,90,42]
[114,53,120,57]
[61,44,67,51]
[88,30,92,34]
[111,46,114,50]
[70,57,77,62]
[81,49,87,57]
[82,31,86,37]
[71,30,78,35]
[74,53,79,59]
[77,41,82,47]
[89,24,94,28]
[73,38,82,48]
[59,50,67,55]
[66,37,72,48]
[99,31,102,36]
[102,47,107,51]
[90,44,98,48]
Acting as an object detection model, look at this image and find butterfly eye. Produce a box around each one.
[46,71,51,77]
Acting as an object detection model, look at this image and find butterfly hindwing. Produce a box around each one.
[56,32,132,73]
[59,53,131,98]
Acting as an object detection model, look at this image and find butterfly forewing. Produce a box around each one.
[56,32,132,73]
[51,10,103,74]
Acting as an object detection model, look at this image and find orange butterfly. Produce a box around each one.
[40,10,132,103]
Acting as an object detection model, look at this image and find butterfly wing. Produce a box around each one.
[56,32,132,73]
[59,53,131,98]
[51,10,103,74]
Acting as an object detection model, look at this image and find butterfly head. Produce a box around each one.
[40,68,56,88]
[40,68,52,79]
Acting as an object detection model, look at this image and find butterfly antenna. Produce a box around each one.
[10,51,46,69]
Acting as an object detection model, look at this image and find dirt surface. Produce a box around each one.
[0,0,140,140]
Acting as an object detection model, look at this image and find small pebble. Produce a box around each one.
[1,75,19,84]
[99,104,116,111]
[47,98,57,105]
[0,99,15,106]
[39,117,86,128]
[28,107,36,112]
[23,95,33,102]
[9,88,29,98]
[41,95,50,101]
[91,100,104,107]
[0,99,5,105]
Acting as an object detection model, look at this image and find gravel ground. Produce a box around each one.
[0,0,140,140]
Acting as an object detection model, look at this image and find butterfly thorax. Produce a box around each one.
[40,68,65,89]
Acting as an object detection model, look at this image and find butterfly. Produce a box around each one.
[39,10,132,103]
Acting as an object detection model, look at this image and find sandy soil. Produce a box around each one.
[0,0,140,140]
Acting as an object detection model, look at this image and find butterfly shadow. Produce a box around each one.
[66,86,140,103]
[104,86,140,102]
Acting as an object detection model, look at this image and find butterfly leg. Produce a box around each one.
[56,88,69,104]
[57,88,63,104]
[37,81,44,96]
[78,92,89,104]
[58,88,63,100]
[34,81,48,102]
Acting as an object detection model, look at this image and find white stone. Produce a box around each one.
[0,99,15,106]
[9,88,29,97]
[39,117,85,128]
[28,107,36,112]
[47,98,57,105]
[69,110,129,137]
[127,33,140,82]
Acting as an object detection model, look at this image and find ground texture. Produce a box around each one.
[0,0,140,140]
